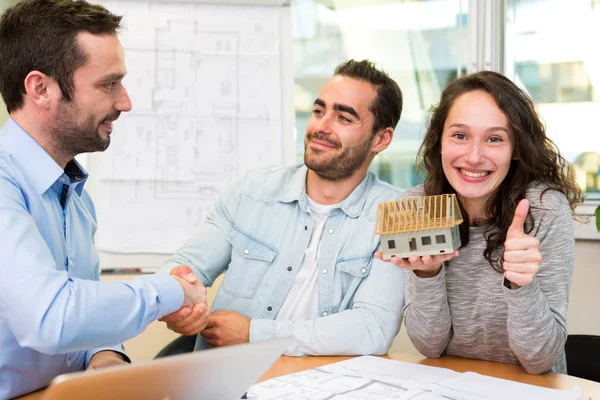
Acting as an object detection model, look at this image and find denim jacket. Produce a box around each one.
[162,163,405,356]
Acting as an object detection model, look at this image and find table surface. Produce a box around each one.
[257,352,600,398]
[18,351,600,399]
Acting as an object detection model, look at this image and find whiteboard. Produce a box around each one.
[89,1,294,268]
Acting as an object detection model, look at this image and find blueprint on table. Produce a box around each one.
[249,356,582,400]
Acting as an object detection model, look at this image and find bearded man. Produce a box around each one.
[0,1,207,397]
[158,59,406,356]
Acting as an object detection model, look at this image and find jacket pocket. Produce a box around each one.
[333,254,373,308]
[336,254,372,278]
[222,229,277,298]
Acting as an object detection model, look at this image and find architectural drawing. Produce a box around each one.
[94,2,285,253]
[249,356,581,400]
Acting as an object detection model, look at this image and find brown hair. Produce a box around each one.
[335,59,403,133]
[0,0,122,113]
[417,70,583,271]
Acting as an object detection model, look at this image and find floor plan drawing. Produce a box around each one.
[94,2,285,253]
[249,357,581,400]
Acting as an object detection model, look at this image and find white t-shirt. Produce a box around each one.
[275,197,338,321]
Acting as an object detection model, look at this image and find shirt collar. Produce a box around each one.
[277,163,374,218]
[0,117,88,195]
[64,159,89,196]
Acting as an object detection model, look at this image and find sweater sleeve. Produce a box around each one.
[404,266,453,358]
[504,191,573,374]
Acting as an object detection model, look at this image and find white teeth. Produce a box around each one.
[460,169,489,178]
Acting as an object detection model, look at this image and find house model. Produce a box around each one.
[375,194,463,260]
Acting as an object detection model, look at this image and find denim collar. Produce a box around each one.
[277,163,373,219]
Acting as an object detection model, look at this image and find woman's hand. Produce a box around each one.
[503,199,541,288]
[374,251,459,278]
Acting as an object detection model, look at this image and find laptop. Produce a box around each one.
[42,337,294,400]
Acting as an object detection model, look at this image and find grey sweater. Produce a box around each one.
[403,184,574,374]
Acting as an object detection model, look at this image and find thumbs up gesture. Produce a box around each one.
[503,199,542,288]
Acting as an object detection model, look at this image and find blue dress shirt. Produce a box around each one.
[161,163,406,356]
[0,118,184,398]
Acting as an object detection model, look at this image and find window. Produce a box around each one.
[388,239,396,249]
[409,237,417,252]
[435,234,446,244]
[505,0,600,200]
[291,0,599,214]
[421,236,432,246]
[291,0,469,189]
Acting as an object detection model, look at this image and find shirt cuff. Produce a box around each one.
[249,319,277,343]
[143,274,185,319]
[85,344,131,368]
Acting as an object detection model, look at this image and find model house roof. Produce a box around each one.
[375,194,464,235]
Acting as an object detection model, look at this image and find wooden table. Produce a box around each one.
[258,352,600,398]
[18,352,600,399]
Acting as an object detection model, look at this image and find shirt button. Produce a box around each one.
[66,359,72,367]
[287,266,292,271]
[322,311,328,317]
[322,268,328,274]
[361,268,367,274]
[267,306,272,311]
[59,177,65,183]
[328,229,334,234]
[244,249,249,255]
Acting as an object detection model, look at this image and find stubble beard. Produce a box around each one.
[52,99,112,158]
[304,132,375,182]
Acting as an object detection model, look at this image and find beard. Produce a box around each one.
[304,131,374,181]
[50,99,119,157]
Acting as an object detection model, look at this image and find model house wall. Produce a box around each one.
[381,226,460,259]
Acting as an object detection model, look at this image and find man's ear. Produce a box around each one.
[23,70,57,110]
[372,127,394,153]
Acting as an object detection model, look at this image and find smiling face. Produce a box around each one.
[50,32,132,156]
[441,90,514,220]
[304,75,379,181]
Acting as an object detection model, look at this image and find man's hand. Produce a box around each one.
[200,310,250,347]
[374,251,459,278]
[161,265,210,335]
[503,199,541,288]
[86,351,127,371]
[170,265,207,306]
[160,302,211,335]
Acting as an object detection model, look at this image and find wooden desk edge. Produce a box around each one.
[258,352,600,398]
[18,351,600,399]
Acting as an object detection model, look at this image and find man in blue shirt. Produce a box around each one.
[159,60,407,356]
[0,1,207,398]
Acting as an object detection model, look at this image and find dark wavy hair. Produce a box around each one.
[0,0,122,113]
[416,70,583,271]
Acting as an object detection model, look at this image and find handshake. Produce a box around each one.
[162,265,211,336]
[161,265,252,348]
